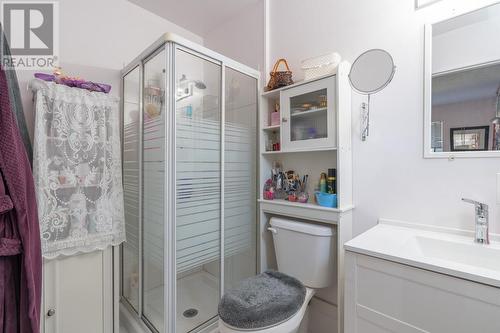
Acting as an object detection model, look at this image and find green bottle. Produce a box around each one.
[320,173,327,193]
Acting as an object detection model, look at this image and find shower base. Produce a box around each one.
[143,270,219,333]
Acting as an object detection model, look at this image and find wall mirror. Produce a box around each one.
[349,49,396,141]
[424,3,500,158]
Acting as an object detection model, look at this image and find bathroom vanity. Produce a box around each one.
[344,220,500,333]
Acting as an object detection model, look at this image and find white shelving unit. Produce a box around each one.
[258,63,353,333]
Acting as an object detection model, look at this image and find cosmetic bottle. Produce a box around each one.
[327,168,337,194]
[320,173,327,193]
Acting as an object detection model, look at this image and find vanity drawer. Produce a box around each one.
[345,253,500,333]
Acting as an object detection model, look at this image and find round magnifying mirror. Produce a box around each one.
[349,49,395,94]
[349,49,396,141]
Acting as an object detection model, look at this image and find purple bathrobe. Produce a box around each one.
[0,65,42,332]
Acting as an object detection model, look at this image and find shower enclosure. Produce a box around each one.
[120,34,259,333]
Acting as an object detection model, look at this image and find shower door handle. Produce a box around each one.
[267,227,277,234]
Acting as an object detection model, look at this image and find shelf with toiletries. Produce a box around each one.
[262,96,281,152]
[261,147,337,155]
[259,63,352,213]
[259,154,347,213]
[259,199,351,213]
[258,199,353,225]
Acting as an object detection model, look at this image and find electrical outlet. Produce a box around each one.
[497,173,500,205]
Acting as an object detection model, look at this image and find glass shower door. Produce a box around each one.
[143,49,167,332]
[224,68,257,290]
[175,48,221,333]
[122,66,141,311]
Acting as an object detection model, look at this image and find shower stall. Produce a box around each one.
[120,34,259,333]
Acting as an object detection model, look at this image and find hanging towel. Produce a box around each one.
[31,78,125,258]
[0,65,42,333]
[0,23,33,164]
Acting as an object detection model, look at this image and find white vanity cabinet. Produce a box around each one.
[345,252,500,333]
[281,76,336,151]
[344,221,500,333]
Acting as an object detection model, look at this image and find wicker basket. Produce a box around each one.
[301,52,341,80]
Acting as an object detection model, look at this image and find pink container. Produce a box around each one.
[270,111,280,126]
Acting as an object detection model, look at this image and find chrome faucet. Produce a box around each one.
[462,198,489,244]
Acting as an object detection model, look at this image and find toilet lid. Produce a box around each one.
[218,270,306,330]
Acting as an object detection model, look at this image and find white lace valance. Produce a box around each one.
[31,79,125,258]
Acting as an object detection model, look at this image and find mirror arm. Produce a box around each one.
[361,94,371,141]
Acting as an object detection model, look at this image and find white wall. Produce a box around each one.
[432,4,500,73]
[203,1,264,74]
[13,0,203,138]
[268,0,500,235]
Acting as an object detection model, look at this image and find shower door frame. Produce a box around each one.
[120,34,261,333]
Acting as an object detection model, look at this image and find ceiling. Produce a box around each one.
[432,63,500,106]
[128,0,262,37]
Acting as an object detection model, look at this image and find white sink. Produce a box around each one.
[345,220,500,287]
[404,235,500,273]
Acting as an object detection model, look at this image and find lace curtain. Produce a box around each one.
[32,79,125,258]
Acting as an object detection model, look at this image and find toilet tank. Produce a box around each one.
[269,217,335,288]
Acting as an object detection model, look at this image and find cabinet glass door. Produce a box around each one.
[290,88,328,142]
[282,77,336,151]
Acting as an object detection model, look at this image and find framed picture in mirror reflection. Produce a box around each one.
[450,126,489,152]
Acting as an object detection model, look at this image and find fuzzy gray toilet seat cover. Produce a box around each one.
[218,270,306,329]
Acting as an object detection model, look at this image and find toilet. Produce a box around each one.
[218,217,335,333]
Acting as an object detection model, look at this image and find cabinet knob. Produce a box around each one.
[282,117,288,123]
[47,309,56,317]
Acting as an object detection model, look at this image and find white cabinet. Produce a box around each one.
[259,62,352,210]
[281,76,336,151]
[345,252,500,333]
[261,62,351,155]
[42,249,114,333]
[259,62,353,333]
